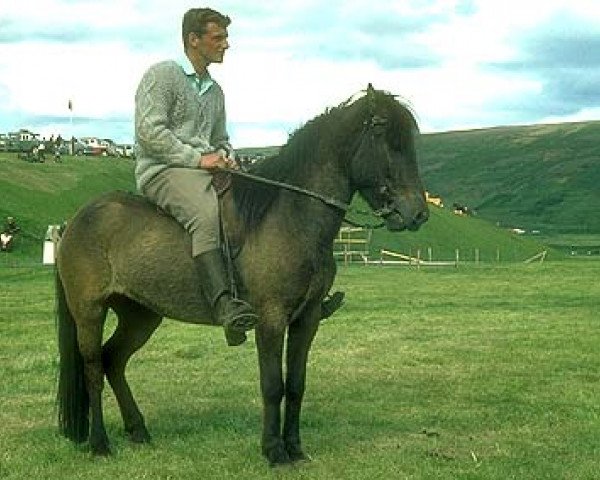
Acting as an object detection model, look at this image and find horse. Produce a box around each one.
[55,84,429,465]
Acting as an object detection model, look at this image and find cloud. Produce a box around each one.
[484,10,600,120]
[1,0,600,146]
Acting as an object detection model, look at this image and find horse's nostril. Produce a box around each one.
[417,210,429,224]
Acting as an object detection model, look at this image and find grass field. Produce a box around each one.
[1,261,599,479]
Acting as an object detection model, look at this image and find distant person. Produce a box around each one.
[1,216,21,252]
[37,141,46,162]
[54,134,63,161]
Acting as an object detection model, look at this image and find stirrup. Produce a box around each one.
[220,298,258,346]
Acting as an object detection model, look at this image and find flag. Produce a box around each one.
[68,99,72,111]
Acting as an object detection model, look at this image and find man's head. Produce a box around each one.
[182,8,230,70]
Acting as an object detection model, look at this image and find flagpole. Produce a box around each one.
[68,99,73,155]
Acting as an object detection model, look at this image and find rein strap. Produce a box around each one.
[220,168,386,229]
[221,168,350,212]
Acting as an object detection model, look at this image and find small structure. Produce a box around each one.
[43,225,62,265]
[425,191,443,207]
[453,202,472,216]
[333,227,372,264]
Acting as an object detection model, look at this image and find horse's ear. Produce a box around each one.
[366,83,376,114]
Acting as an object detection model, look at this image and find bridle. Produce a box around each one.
[349,110,403,224]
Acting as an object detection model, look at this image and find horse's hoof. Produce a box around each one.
[90,441,111,457]
[286,445,310,463]
[263,444,291,466]
[127,427,152,444]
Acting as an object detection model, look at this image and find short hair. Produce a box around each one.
[182,8,231,50]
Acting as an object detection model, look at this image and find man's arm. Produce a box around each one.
[210,85,235,163]
[135,63,206,168]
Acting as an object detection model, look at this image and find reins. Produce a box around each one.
[222,167,350,212]
[221,167,386,229]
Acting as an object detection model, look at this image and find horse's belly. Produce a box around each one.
[112,250,214,324]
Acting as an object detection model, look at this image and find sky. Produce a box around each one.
[1,0,600,147]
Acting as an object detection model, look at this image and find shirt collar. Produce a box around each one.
[179,57,214,97]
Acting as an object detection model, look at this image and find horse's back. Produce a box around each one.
[57,191,211,322]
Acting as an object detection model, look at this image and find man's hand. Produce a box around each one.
[198,150,238,171]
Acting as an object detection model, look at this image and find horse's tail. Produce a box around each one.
[55,267,89,443]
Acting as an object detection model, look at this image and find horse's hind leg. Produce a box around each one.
[103,297,162,444]
[75,303,111,455]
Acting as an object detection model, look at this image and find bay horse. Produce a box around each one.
[55,85,429,465]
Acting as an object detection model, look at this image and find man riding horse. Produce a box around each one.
[135,8,341,347]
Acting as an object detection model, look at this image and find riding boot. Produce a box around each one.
[321,291,345,320]
[194,249,258,346]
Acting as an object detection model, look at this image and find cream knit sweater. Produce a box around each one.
[134,60,232,191]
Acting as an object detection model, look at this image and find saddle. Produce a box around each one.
[211,170,232,198]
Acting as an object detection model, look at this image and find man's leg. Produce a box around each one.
[192,248,257,346]
[142,168,257,346]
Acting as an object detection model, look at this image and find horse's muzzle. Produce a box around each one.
[384,205,429,232]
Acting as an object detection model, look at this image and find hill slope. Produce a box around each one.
[418,120,600,235]
[344,197,548,263]
[1,155,135,259]
[1,153,550,264]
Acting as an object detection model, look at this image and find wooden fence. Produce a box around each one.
[333,227,372,264]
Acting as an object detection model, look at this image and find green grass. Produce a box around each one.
[0,153,134,261]
[1,261,599,479]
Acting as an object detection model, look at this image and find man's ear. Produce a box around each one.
[188,32,201,48]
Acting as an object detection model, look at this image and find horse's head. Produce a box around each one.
[347,84,429,231]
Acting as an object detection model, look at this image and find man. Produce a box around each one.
[1,217,20,252]
[134,8,257,346]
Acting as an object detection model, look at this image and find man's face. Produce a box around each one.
[191,22,229,66]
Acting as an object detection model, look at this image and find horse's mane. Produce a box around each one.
[231,89,418,231]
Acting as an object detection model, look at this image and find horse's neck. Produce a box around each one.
[222,155,351,249]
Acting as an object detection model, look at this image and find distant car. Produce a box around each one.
[117,144,136,159]
[57,140,86,155]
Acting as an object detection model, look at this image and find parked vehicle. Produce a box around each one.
[116,144,136,158]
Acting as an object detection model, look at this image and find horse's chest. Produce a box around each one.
[240,243,332,309]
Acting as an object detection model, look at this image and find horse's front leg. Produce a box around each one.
[283,311,320,462]
[255,321,288,465]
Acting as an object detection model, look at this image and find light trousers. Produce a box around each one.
[142,167,219,257]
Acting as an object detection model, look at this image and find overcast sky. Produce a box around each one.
[1,0,600,147]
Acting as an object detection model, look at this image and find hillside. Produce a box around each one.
[418,120,600,235]
[343,196,547,263]
[1,153,550,264]
[1,155,135,260]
